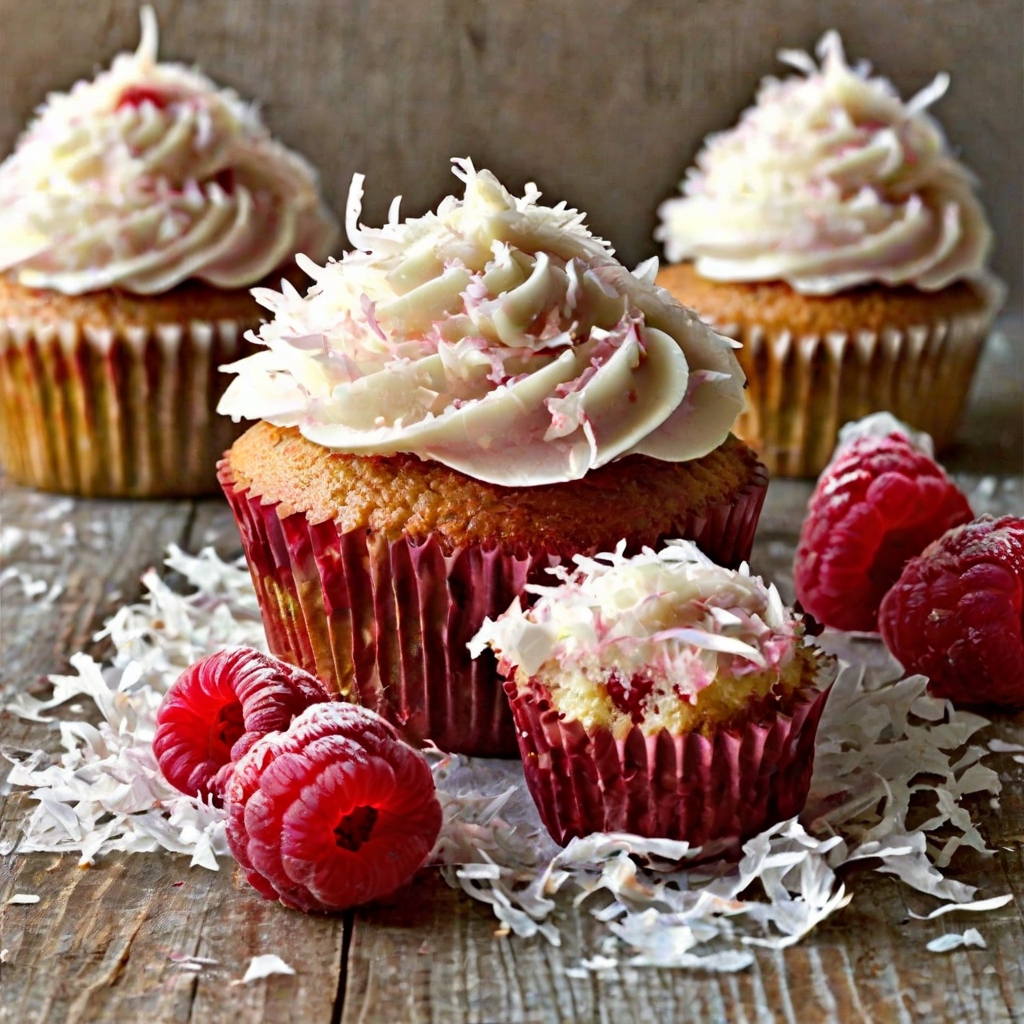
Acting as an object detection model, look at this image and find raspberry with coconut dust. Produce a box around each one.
[224,702,442,913]
[153,647,330,803]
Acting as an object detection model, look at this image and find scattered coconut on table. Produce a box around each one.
[1,543,1017,973]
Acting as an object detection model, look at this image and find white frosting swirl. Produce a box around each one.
[0,7,338,295]
[470,540,799,696]
[218,159,745,487]
[656,32,992,294]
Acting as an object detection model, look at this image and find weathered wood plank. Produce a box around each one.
[341,864,1023,1024]
[0,0,1020,307]
[0,852,347,1024]
[0,491,195,849]
[0,490,346,1024]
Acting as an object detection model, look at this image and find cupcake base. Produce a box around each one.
[657,264,1004,477]
[218,426,770,757]
[506,680,832,851]
[0,274,283,497]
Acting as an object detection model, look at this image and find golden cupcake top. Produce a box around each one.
[471,540,807,737]
[0,7,338,296]
[218,159,745,487]
[656,32,993,295]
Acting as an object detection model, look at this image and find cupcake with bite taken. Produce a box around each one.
[472,540,834,849]
[0,7,338,496]
[655,32,1004,477]
[217,159,766,756]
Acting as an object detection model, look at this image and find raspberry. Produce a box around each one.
[793,427,972,631]
[224,703,442,913]
[879,516,1024,709]
[154,648,330,802]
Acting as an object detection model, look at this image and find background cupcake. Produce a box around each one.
[472,540,834,849]
[0,7,338,497]
[217,159,765,756]
[655,32,1004,477]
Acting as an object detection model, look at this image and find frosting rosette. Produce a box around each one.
[471,539,802,735]
[218,159,745,486]
[0,7,338,295]
[656,32,993,294]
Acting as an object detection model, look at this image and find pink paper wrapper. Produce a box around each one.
[505,679,832,851]
[218,458,769,757]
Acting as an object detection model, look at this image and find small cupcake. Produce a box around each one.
[655,32,1004,477]
[217,159,765,756]
[472,541,834,849]
[0,8,337,496]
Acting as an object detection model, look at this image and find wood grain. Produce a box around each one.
[0,0,1020,308]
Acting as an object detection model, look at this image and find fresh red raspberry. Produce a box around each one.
[154,648,330,802]
[224,703,442,913]
[879,516,1024,709]
[793,430,972,631]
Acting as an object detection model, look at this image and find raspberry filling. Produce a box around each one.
[154,648,330,802]
[606,670,655,723]
[116,85,170,109]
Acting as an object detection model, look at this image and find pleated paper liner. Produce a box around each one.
[505,668,834,852]
[0,314,251,497]
[218,457,770,757]
[716,279,1004,477]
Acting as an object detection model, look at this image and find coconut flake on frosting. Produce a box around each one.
[0,7,338,295]
[218,159,745,486]
[656,32,993,294]
[471,540,802,733]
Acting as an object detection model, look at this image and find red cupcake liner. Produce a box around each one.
[218,457,769,757]
[505,678,832,851]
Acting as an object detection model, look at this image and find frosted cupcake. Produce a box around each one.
[217,159,766,756]
[655,33,1004,477]
[0,8,338,496]
[472,541,833,848]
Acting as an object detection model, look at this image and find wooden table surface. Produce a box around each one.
[1,318,1022,1024]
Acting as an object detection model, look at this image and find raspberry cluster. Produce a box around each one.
[794,416,1024,711]
[155,648,442,912]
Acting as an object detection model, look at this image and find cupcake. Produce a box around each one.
[0,8,338,497]
[655,32,1004,477]
[471,540,834,849]
[217,159,765,756]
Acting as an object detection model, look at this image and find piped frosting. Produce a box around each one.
[218,159,745,487]
[656,32,992,295]
[0,7,338,295]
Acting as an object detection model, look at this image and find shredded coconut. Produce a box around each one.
[237,954,296,983]
[2,545,1014,973]
[926,928,986,953]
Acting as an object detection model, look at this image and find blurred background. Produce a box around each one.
[1,0,1020,310]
